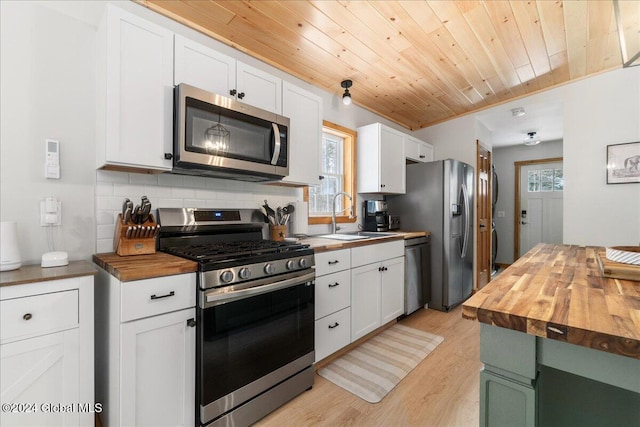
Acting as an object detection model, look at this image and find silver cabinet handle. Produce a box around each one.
[270,123,281,165]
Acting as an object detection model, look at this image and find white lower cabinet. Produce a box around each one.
[314,241,405,361]
[0,273,94,427]
[351,241,404,341]
[95,269,196,427]
[120,308,195,427]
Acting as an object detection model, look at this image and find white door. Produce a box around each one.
[351,264,381,341]
[519,162,564,257]
[236,62,282,113]
[380,257,405,324]
[120,308,195,427]
[0,330,79,426]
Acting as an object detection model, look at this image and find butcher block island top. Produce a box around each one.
[463,243,640,360]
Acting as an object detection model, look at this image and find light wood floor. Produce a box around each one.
[256,305,482,427]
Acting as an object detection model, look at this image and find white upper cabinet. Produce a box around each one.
[357,123,406,194]
[281,81,322,186]
[405,135,434,163]
[174,34,235,97]
[174,35,282,114]
[97,4,174,171]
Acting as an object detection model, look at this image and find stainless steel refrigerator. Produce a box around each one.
[388,159,474,312]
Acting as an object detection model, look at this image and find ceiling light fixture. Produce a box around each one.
[511,107,526,117]
[341,80,353,106]
[523,131,541,146]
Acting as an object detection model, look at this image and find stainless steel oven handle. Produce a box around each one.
[204,271,315,307]
[270,123,281,165]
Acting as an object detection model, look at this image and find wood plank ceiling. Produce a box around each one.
[138,0,639,131]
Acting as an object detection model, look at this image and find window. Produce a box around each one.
[304,121,357,225]
[528,168,563,192]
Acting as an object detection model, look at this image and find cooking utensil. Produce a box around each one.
[263,200,276,225]
[282,204,295,225]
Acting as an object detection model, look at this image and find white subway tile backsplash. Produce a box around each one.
[171,187,196,199]
[95,171,301,253]
[130,173,159,185]
[97,170,129,183]
[97,224,115,239]
[113,183,145,198]
[143,185,172,198]
[183,175,207,188]
[158,173,184,187]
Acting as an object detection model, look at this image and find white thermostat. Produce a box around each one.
[45,139,60,179]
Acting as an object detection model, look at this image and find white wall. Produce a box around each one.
[412,66,640,249]
[493,140,564,264]
[1,1,97,264]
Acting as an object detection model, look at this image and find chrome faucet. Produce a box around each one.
[331,192,354,234]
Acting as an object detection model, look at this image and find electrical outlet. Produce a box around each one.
[40,197,62,226]
[497,211,506,218]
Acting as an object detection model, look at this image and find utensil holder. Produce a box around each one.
[270,224,286,242]
[113,213,159,256]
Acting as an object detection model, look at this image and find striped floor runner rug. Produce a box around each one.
[317,323,444,403]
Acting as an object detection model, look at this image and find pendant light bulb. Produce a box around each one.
[341,80,353,106]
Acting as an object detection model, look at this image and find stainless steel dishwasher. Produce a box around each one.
[404,235,431,315]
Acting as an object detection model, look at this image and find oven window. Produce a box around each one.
[185,97,276,164]
[200,282,314,405]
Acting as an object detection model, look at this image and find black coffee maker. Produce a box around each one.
[362,200,390,232]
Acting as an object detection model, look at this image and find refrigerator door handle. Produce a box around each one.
[461,183,470,258]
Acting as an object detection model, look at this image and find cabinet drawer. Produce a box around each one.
[315,249,351,276]
[352,240,404,268]
[315,307,351,362]
[315,270,351,320]
[121,274,196,322]
[1,290,78,341]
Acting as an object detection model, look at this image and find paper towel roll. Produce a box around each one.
[290,201,308,237]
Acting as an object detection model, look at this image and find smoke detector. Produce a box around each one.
[511,107,526,117]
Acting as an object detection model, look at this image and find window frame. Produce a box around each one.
[304,120,357,225]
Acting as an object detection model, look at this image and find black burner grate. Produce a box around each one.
[164,240,309,264]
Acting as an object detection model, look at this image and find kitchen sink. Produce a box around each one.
[316,231,398,241]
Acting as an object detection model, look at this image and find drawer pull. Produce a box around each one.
[328,282,340,288]
[328,260,339,265]
[187,318,196,328]
[150,291,175,301]
[328,322,340,329]
[378,267,388,272]
[23,313,32,321]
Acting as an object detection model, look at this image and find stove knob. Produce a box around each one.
[286,260,296,270]
[239,268,251,280]
[264,263,276,275]
[220,270,234,283]
[298,258,309,268]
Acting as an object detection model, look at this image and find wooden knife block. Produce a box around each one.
[113,213,158,256]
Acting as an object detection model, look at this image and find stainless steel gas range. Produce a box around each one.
[157,208,315,427]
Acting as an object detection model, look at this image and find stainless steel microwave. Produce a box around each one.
[173,83,289,181]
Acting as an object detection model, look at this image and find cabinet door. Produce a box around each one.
[381,257,405,324]
[174,34,236,97]
[1,330,79,426]
[105,6,174,171]
[379,126,405,193]
[419,141,434,162]
[404,136,421,162]
[351,264,381,341]
[120,308,195,427]
[281,81,322,186]
[480,370,536,427]
[236,62,282,113]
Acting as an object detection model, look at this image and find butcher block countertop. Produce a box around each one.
[0,260,96,287]
[93,252,198,282]
[463,243,640,359]
[301,230,428,253]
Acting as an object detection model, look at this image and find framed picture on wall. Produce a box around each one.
[607,141,640,184]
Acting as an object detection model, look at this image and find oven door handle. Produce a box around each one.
[203,271,315,307]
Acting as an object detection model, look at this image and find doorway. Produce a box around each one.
[514,157,563,259]
[476,142,492,289]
